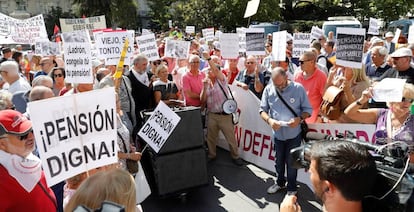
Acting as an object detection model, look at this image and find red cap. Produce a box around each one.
[0,110,32,136]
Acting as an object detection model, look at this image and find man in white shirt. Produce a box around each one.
[0,61,30,94]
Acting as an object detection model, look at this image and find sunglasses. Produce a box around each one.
[299,59,312,65]
[19,132,32,140]
[152,61,161,66]
[54,73,63,78]
[401,97,414,103]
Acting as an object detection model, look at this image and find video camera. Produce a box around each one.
[290,131,414,211]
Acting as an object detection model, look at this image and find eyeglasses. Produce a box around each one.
[299,59,312,65]
[401,97,414,103]
[54,73,63,78]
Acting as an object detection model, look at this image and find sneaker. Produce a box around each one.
[267,183,286,194]
[232,158,244,166]
[286,191,297,196]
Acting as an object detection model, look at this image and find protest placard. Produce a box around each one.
[0,13,47,44]
[292,33,312,58]
[392,28,401,44]
[94,30,135,65]
[60,15,106,34]
[245,28,265,56]
[310,26,324,40]
[62,30,93,83]
[368,17,379,35]
[136,33,159,61]
[185,26,195,34]
[164,39,190,59]
[335,27,365,69]
[35,40,61,56]
[202,28,214,42]
[168,20,173,28]
[28,87,118,187]
[237,27,247,53]
[409,25,414,44]
[244,0,260,18]
[272,31,287,61]
[219,33,239,59]
[138,101,181,153]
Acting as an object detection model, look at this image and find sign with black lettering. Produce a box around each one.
[60,15,106,34]
[62,30,93,83]
[245,28,265,56]
[28,87,118,187]
[94,30,135,65]
[138,101,181,153]
[136,33,159,61]
[0,13,48,44]
[292,33,312,58]
[336,28,365,69]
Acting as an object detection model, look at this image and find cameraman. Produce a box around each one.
[280,140,377,212]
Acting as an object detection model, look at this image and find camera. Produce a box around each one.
[290,131,414,211]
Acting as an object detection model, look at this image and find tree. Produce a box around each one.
[72,0,139,29]
[44,6,75,39]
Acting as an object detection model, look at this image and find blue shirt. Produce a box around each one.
[259,81,312,140]
[235,69,265,99]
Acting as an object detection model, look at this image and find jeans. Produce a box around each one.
[274,133,301,191]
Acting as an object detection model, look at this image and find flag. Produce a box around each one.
[53,24,61,42]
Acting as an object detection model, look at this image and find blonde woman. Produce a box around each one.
[324,65,370,123]
[152,64,179,106]
[64,169,140,212]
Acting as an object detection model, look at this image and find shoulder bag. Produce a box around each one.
[320,85,344,120]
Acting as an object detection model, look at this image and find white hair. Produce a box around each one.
[0,60,19,76]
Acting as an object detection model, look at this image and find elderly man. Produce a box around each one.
[0,110,57,211]
[200,52,243,166]
[294,50,327,123]
[34,56,56,78]
[260,67,312,196]
[366,46,392,80]
[12,75,53,113]
[384,32,395,54]
[381,48,414,84]
[0,60,30,94]
[235,55,265,98]
[182,54,205,106]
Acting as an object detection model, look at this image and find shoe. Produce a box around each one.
[232,158,244,166]
[286,191,297,196]
[267,183,286,194]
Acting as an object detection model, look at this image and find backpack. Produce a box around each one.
[317,55,333,71]
[320,86,344,120]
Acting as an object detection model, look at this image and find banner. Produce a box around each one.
[245,28,265,56]
[0,13,47,44]
[310,26,323,40]
[185,26,195,34]
[62,30,93,83]
[164,39,190,59]
[136,33,159,61]
[335,27,365,69]
[138,101,181,153]
[202,28,214,42]
[272,30,287,61]
[219,33,239,59]
[236,27,247,53]
[94,30,135,65]
[60,15,106,34]
[217,85,376,189]
[368,17,379,35]
[28,87,118,187]
[35,40,61,56]
[292,33,312,58]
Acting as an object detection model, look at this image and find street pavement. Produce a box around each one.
[142,148,322,212]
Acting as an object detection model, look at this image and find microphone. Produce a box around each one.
[306,132,335,140]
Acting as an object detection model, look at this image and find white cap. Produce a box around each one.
[390,48,412,57]
[385,32,394,38]
[286,33,293,42]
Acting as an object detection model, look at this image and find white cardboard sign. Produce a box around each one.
[136,33,159,61]
[219,33,239,59]
[94,30,135,65]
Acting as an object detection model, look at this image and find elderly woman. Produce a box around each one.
[0,90,14,110]
[345,83,414,147]
[324,65,370,123]
[152,64,179,106]
[49,67,66,96]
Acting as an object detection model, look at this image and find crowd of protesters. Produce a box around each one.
[0,23,413,212]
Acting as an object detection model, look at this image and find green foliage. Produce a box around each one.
[72,0,138,29]
[44,6,75,39]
